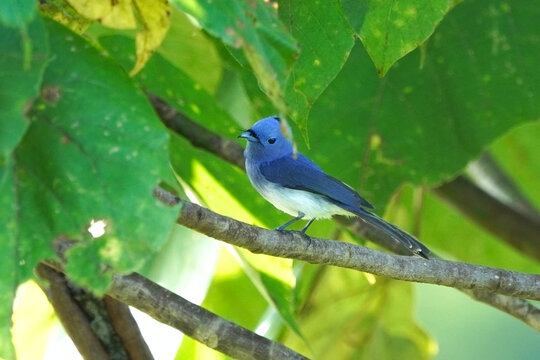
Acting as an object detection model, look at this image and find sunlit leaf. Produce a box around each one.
[350,0,458,76]
[282,268,433,359]
[65,0,136,29]
[98,34,237,136]
[12,281,56,360]
[157,8,222,93]
[130,0,171,75]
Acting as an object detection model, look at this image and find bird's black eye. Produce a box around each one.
[268,138,276,144]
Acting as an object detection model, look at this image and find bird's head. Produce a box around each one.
[238,116,293,162]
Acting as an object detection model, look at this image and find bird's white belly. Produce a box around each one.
[255,179,351,219]
[246,160,352,219]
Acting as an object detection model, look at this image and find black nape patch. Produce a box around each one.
[272,116,281,122]
[248,128,259,141]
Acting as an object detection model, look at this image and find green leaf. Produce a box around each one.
[0,17,48,359]
[8,20,177,295]
[39,0,93,34]
[305,0,540,210]
[0,0,36,28]
[279,0,355,138]
[0,17,48,161]
[353,0,457,76]
[170,0,299,115]
[281,268,433,359]
[340,0,368,32]
[98,34,238,137]
[0,162,17,359]
[157,8,223,93]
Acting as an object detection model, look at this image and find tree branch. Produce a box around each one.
[35,263,111,360]
[434,175,540,262]
[175,199,540,301]
[103,296,154,360]
[107,273,309,360]
[41,256,309,360]
[337,219,540,330]
[465,289,540,330]
[467,152,540,222]
[149,93,245,169]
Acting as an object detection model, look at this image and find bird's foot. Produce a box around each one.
[274,226,293,232]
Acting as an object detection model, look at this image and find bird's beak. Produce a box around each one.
[238,130,258,143]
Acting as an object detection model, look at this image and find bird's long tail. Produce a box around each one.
[354,209,431,259]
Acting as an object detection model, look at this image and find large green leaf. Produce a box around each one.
[279,0,355,135]
[0,17,48,360]
[0,163,17,359]
[170,0,298,115]
[0,17,48,162]
[5,19,177,297]
[349,0,457,76]
[305,0,540,209]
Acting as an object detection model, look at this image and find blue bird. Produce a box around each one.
[239,116,430,259]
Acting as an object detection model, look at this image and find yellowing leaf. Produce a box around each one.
[12,281,56,360]
[130,0,171,76]
[40,1,92,34]
[66,0,136,29]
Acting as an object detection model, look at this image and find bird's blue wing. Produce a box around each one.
[259,154,374,210]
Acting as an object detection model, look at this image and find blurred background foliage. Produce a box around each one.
[1,0,539,359]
